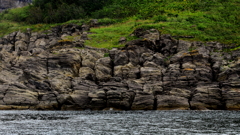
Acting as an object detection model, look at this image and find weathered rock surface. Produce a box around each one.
[0,25,240,110]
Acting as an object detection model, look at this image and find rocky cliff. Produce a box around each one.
[0,0,31,12]
[0,24,240,110]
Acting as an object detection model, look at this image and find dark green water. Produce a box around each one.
[0,110,239,134]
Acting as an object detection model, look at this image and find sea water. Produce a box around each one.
[0,110,239,134]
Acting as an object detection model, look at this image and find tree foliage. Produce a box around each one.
[0,0,239,27]
[27,0,113,23]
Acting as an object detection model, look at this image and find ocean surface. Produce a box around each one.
[0,110,239,135]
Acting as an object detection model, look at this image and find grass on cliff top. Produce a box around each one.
[0,0,240,50]
[1,16,239,50]
[0,18,87,37]
[85,19,151,49]
[0,20,54,37]
[85,14,240,49]
[87,0,240,49]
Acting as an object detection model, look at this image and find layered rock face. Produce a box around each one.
[0,24,240,110]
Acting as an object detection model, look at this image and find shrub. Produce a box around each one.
[197,23,207,31]
[26,3,85,24]
[1,6,30,22]
[153,15,167,23]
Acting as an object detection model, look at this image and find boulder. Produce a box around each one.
[79,67,96,81]
[106,90,135,110]
[190,83,223,110]
[222,86,240,110]
[36,93,59,110]
[157,95,189,110]
[95,57,112,82]
[3,85,38,106]
[88,90,107,110]
[140,67,162,81]
[68,90,90,110]
[131,91,154,110]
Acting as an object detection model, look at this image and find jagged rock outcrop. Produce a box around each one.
[0,25,240,110]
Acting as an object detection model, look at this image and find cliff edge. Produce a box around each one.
[0,24,240,110]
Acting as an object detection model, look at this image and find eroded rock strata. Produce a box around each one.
[0,24,240,110]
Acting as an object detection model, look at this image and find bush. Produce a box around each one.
[92,4,137,19]
[1,6,30,22]
[186,16,197,23]
[26,3,85,24]
[153,15,167,23]
[197,23,207,31]
[25,7,44,24]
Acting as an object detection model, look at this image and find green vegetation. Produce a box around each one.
[0,18,88,38]
[104,53,110,57]
[0,0,239,49]
[85,18,143,49]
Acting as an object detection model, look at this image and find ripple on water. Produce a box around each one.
[0,110,240,134]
